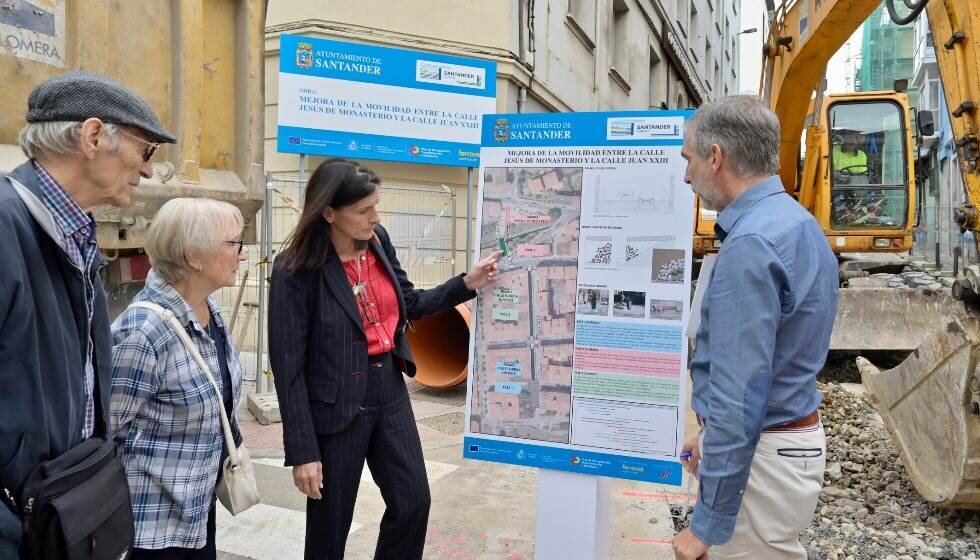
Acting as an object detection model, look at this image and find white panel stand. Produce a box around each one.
[534,470,610,560]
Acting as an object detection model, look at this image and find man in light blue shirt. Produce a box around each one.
[672,96,839,560]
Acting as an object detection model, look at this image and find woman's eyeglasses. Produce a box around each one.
[224,239,245,254]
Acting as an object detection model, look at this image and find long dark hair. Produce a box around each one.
[278,158,380,272]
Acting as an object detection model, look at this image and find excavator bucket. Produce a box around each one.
[858,310,980,509]
[832,287,965,350]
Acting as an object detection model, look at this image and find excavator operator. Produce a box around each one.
[832,129,869,181]
[830,130,891,226]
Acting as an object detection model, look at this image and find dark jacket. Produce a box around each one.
[269,224,473,466]
[0,161,113,556]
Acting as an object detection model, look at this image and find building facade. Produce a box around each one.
[264,0,740,275]
[910,12,975,266]
[530,0,741,112]
[855,4,915,93]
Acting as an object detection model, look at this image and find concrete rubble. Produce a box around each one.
[847,261,955,291]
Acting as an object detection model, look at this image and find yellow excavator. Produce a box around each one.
[700,0,980,508]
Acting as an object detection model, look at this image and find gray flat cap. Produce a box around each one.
[26,70,177,143]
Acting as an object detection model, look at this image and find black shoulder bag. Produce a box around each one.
[5,380,133,559]
[15,435,133,560]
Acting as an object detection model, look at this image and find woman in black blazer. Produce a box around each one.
[269,158,500,560]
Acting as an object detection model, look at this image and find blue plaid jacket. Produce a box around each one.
[110,270,244,549]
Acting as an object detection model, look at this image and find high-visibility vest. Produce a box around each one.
[832,145,868,174]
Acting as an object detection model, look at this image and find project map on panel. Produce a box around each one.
[470,166,583,444]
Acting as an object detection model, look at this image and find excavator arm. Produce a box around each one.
[852,0,980,509]
[760,0,979,235]
[923,1,980,300]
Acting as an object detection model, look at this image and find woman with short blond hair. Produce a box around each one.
[110,198,248,559]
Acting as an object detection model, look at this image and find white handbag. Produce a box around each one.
[129,301,261,515]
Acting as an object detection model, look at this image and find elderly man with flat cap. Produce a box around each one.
[0,71,176,556]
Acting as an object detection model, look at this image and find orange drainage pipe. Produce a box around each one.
[407,302,472,388]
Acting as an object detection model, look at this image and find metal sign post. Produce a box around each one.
[298,153,308,206]
[535,471,611,560]
[256,172,274,394]
[466,167,474,270]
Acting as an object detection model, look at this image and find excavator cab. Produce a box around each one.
[825,97,911,237]
[811,93,916,254]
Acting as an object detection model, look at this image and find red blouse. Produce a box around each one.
[342,249,400,356]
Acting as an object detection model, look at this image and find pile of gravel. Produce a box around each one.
[801,382,980,559]
[667,373,980,558]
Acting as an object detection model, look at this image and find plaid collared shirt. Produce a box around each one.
[33,160,99,439]
[110,270,244,549]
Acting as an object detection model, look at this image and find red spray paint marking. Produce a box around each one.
[630,537,673,546]
[621,490,689,501]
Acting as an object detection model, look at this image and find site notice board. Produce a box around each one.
[276,33,496,167]
[463,110,695,485]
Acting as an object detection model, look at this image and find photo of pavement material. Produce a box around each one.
[651,249,686,284]
[577,288,609,317]
[471,167,583,444]
[612,290,646,319]
[649,299,683,321]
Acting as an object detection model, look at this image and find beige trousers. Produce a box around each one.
[704,425,826,560]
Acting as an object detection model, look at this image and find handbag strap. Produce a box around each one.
[128,301,241,466]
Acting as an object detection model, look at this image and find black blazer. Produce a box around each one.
[269,224,474,466]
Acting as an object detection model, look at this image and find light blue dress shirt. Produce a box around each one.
[689,175,839,545]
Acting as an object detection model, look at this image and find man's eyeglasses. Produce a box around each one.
[224,239,245,254]
[119,129,161,162]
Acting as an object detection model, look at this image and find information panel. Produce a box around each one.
[277,34,497,167]
[463,111,695,485]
